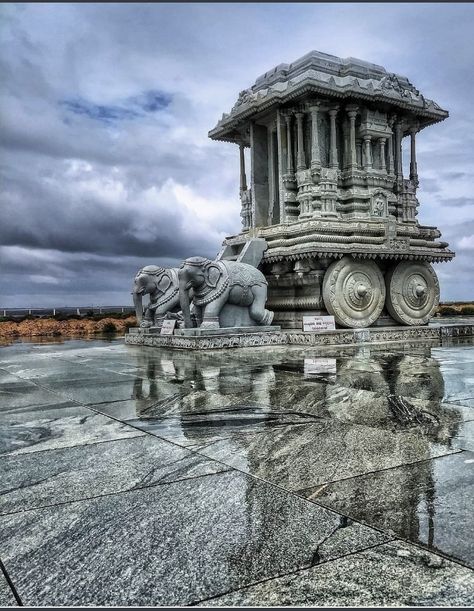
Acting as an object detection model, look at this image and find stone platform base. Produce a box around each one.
[125,322,474,351]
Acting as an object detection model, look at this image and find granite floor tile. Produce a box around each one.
[0,435,229,515]
[452,420,474,451]
[0,382,64,409]
[0,369,24,385]
[0,470,388,606]
[48,377,185,406]
[123,414,315,449]
[299,451,474,567]
[187,419,461,490]
[0,571,18,607]
[454,397,474,408]
[207,541,474,607]
[1,401,143,456]
[8,363,137,386]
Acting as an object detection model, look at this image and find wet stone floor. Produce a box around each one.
[0,334,474,606]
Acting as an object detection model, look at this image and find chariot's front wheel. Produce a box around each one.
[385,261,439,325]
[322,257,386,328]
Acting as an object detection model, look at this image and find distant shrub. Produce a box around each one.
[461,305,474,315]
[102,321,117,333]
[124,320,136,330]
[438,306,459,316]
[53,313,82,321]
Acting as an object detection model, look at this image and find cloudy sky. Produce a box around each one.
[1,2,473,307]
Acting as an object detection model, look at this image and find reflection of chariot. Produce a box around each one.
[209,51,454,329]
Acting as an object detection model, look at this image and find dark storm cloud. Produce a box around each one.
[60,89,172,123]
[0,163,219,258]
[0,3,473,306]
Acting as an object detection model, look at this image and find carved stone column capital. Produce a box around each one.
[346,104,359,119]
[306,100,321,112]
[295,111,306,171]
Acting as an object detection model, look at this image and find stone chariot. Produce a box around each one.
[209,50,454,329]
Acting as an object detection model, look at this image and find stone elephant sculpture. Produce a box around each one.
[132,265,180,328]
[178,256,274,329]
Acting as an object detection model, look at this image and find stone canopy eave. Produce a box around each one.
[208,81,448,143]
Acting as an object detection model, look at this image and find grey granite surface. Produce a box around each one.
[300,451,473,567]
[0,435,229,515]
[0,381,65,409]
[178,419,459,490]
[0,571,17,607]
[207,541,474,607]
[1,401,143,456]
[453,420,474,451]
[0,336,472,606]
[0,470,387,606]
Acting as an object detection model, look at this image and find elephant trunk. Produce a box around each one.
[133,290,143,324]
[179,274,193,328]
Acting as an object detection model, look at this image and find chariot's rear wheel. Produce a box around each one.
[322,257,386,328]
[385,261,439,325]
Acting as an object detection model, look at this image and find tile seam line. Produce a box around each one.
[1,432,149,459]
[187,538,395,607]
[292,448,466,492]
[77,407,411,543]
[0,469,236,517]
[0,557,23,606]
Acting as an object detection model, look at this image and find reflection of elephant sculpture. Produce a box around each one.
[132,265,180,328]
[178,257,274,329]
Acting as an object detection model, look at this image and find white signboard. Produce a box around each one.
[303,315,336,332]
[160,319,176,335]
[304,358,337,376]
[160,359,176,376]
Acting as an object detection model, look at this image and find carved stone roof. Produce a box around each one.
[209,50,448,143]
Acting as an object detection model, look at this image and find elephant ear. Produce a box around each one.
[205,263,222,288]
[156,273,172,293]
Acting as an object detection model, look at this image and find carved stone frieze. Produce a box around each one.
[125,323,474,350]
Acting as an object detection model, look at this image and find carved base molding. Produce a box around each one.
[125,323,474,351]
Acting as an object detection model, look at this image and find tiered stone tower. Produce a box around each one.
[209,51,454,329]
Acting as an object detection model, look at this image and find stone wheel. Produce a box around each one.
[322,257,386,328]
[385,261,439,326]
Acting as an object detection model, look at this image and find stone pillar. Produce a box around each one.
[309,103,321,169]
[295,112,306,171]
[328,108,339,169]
[395,121,403,179]
[363,135,372,170]
[282,112,298,220]
[238,143,250,230]
[387,134,395,175]
[239,144,247,191]
[346,106,358,170]
[285,114,294,174]
[356,139,362,168]
[276,109,286,222]
[249,122,269,228]
[409,126,418,184]
[379,137,387,172]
